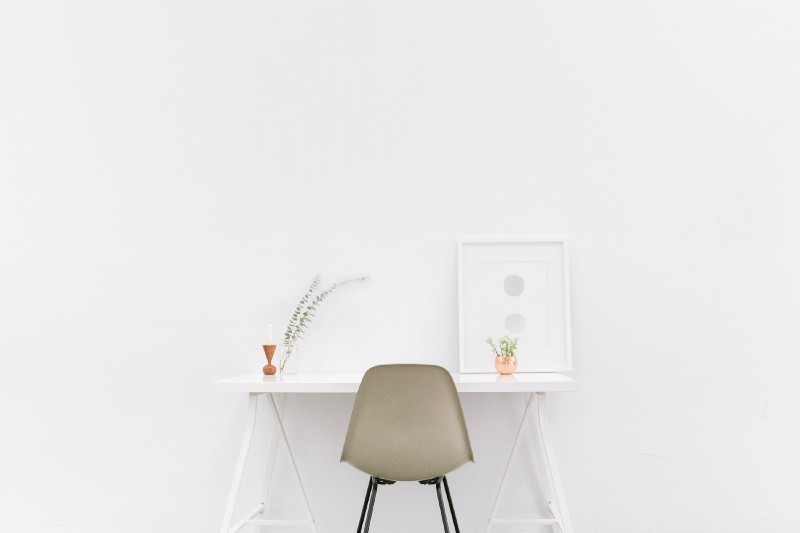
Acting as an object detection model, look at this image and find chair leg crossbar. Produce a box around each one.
[356,476,461,533]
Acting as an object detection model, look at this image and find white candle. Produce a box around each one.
[267,322,273,344]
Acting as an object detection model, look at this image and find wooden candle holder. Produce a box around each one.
[262,344,277,375]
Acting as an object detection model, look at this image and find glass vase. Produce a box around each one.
[279,342,301,374]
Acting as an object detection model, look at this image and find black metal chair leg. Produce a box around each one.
[363,477,378,533]
[356,477,374,533]
[442,476,461,533]
[435,477,451,533]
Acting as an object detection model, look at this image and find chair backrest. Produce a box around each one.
[341,364,474,482]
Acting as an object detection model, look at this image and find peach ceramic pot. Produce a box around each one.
[495,355,517,375]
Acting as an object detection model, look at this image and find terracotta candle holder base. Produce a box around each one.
[262,344,277,375]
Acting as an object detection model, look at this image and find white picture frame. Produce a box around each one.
[458,236,572,373]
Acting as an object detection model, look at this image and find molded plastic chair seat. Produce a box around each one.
[341,364,474,532]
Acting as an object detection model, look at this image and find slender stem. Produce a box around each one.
[279,344,294,373]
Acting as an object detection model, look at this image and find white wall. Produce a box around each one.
[2,1,800,532]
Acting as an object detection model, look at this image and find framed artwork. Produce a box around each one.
[458,236,572,373]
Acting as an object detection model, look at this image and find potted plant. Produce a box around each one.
[486,335,519,375]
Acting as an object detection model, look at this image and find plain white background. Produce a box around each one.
[2,1,799,532]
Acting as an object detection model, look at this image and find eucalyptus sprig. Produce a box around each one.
[283,274,321,346]
[280,273,369,372]
[486,335,519,358]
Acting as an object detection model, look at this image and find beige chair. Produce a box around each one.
[341,364,474,533]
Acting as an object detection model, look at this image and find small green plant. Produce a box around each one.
[280,273,369,372]
[486,335,519,358]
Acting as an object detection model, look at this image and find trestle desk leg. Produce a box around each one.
[531,393,573,533]
[257,393,284,532]
[267,393,317,532]
[485,393,536,533]
[220,393,259,533]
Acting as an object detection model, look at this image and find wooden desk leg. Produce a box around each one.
[266,393,317,532]
[531,393,573,533]
[220,393,260,533]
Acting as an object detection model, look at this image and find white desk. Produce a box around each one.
[214,372,577,533]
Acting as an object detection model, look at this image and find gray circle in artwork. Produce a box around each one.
[504,275,525,296]
[505,314,526,333]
